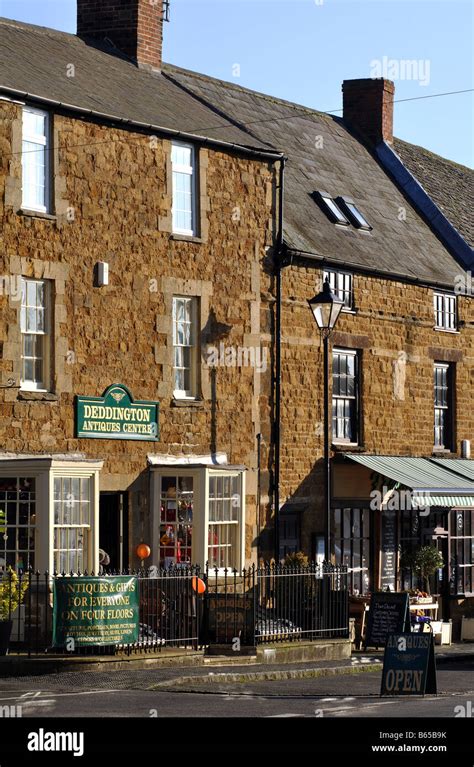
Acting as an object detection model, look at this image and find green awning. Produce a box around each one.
[429,458,474,483]
[345,454,474,508]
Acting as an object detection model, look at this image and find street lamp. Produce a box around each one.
[308,279,344,563]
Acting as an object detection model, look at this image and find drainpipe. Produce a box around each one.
[274,156,286,561]
[256,432,262,561]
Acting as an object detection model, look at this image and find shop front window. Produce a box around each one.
[53,477,91,573]
[399,508,447,592]
[333,507,370,594]
[399,508,420,591]
[152,467,245,571]
[208,475,240,570]
[159,475,193,568]
[450,509,474,595]
[0,477,36,571]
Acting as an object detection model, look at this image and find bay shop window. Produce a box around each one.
[150,464,246,571]
[0,458,102,574]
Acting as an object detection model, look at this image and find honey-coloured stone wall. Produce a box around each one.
[0,101,276,565]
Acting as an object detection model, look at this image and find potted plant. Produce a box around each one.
[401,546,444,596]
[0,509,29,655]
[284,551,309,568]
[0,567,29,655]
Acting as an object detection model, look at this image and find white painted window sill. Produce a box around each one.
[19,208,56,221]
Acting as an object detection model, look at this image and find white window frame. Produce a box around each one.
[0,459,101,574]
[207,472,243,571]
[434,362,452,450]
[172,295,199,399]
[434,292,457,332]
[323,270,354,310]
[53,476,93,575]
[21,106,51,214]
[0,476,37,572]
[332,348,359,445]
[171,142,197,236]
[150,466,245,573]
[20,277,51,392]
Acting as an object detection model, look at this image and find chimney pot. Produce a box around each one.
[461,440,471,459]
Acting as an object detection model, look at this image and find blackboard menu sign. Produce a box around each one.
[365,592,409,649]
[381,510,397,592]
[381,633,437,695]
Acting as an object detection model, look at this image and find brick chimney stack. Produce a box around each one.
[77,0,165,71]
[342,78,395,146]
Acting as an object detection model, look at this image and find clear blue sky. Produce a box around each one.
[1,0,472,166]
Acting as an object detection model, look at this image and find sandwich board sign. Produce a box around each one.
[364,591,410,649]
[381,632,437,696]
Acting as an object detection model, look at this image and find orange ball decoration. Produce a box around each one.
[191,577,206,594]
[136,543,151,560]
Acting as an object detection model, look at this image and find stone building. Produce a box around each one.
[0,6,281,574]
[166,65,474,610]
[1,1,473,621]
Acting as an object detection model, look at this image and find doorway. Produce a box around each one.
[99,492,129,570]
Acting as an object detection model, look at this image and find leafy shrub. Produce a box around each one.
[0,568,29,622]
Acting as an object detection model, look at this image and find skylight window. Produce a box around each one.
[314,192,350,226]
[336,197,372,230]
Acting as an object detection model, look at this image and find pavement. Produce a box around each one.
[0,658,471,719]
[0,654,384,689]
[0,640,471,681]
[0,642,470,697]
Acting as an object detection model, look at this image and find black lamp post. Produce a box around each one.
[308,279,344,563]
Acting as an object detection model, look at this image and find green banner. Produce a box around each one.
[53,576,139,647]
[76,384,159,441]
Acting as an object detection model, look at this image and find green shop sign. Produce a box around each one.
[53,576,139,647]
[76,384,159,441]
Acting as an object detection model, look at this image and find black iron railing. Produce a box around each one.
[203,562,349,646]
[1,567,203,656]
[1,562,348,655]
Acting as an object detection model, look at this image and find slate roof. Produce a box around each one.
[0,17,469,286]
[0,17,272,153]
[393,138,474,248]
[164,64,469,285]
